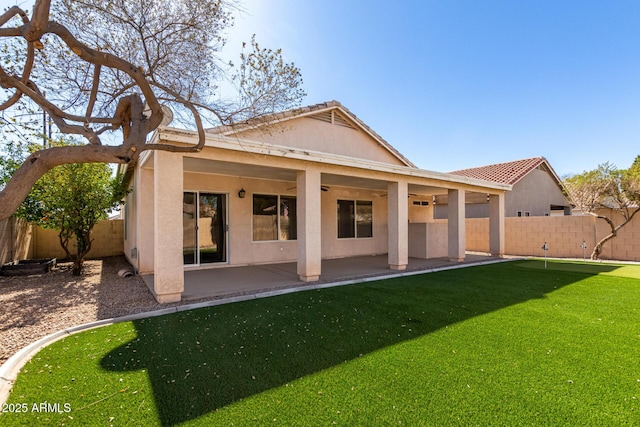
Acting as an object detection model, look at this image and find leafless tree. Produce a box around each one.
[564,159,640,259]
[0,0,305,220]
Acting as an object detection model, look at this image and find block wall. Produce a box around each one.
[33,219,124,260]
[465,211,639,261]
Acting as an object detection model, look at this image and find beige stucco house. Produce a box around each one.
[121,101,511,303]
[434,157,571,219]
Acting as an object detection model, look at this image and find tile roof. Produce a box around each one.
[206,100,416,168]
[449,157,549,185]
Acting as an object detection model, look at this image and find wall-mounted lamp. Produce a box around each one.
[238,188,246,198]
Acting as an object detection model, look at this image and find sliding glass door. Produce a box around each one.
[183,192,227,265]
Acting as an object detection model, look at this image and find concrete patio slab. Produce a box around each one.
[142,253,502,301]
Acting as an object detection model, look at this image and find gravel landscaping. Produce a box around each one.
[0,256,178,365]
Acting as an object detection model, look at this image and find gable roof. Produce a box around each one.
[449,157,562,186]
[206,100,417,168]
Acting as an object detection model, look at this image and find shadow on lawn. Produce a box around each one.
[100,260,617,426]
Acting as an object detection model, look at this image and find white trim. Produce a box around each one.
[156,127,512,193]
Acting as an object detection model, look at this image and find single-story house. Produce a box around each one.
[434,157,572,219]
[120,101,511,303]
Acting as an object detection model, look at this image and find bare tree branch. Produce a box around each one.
[0,0,305,221]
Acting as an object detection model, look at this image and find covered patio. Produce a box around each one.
[125,102,512,303]
[142,253,504,301]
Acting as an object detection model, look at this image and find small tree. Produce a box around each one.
[564,158,640,259]
[29,153,127,275]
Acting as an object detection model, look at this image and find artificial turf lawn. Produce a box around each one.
[1,260,639,426]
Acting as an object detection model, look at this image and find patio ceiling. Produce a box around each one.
[183,157,298,182]
[182,157,457,196]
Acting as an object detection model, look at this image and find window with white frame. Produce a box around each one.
[337,200,373,238]
[252,194,297,241]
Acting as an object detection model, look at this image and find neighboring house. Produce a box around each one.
[434,157,572,219]
[120,101,511,303]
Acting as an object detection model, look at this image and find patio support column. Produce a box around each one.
[489,193,505,256]
[153,151,184,303]
[388,180,408,270]
[297,169,321,281]
[448,189,466,262]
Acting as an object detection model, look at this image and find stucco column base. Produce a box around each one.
[449,257,465,263]
[299,274,320,282]
[155,292,182,304]
[389,264,407,271]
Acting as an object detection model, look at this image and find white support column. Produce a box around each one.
[448,189,466,262]
[153,151,184,303]
[489,193,505,257]
[388,180,408,270]
[297,169,322,281]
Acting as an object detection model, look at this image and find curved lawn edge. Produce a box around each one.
[0,257,515,406]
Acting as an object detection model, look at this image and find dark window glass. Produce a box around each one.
[253,195,278,241]
[356,200,373,238]
[280,196,297,240]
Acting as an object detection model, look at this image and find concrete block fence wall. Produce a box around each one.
[0,219,124,263]
[32,219,124,260]
[466,212,639,262]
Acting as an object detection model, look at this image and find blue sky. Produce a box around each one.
[3,0,638,177]
[223,0,640,176]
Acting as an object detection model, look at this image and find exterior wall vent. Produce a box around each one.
[333,111,356,129]
[309,110,332,124]
[308,110,356,130]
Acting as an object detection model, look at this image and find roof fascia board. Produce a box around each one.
[158,128,511,193]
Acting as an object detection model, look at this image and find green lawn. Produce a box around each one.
[2,260,640,426]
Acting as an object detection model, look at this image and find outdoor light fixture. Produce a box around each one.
[238,188,246,198]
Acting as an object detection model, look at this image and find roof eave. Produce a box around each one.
[157,127,511,193]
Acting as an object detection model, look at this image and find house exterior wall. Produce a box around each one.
[321,186,389,259]
[234,117,408,166]
[124,165,155,274]
[181,171,390,266]
[184,172,298,266]
[505,168,568,217]
[408,197,434,222]
[434,167,570,219]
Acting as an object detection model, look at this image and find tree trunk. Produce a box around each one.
[71,229,93,276]
[590,210,639,260]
